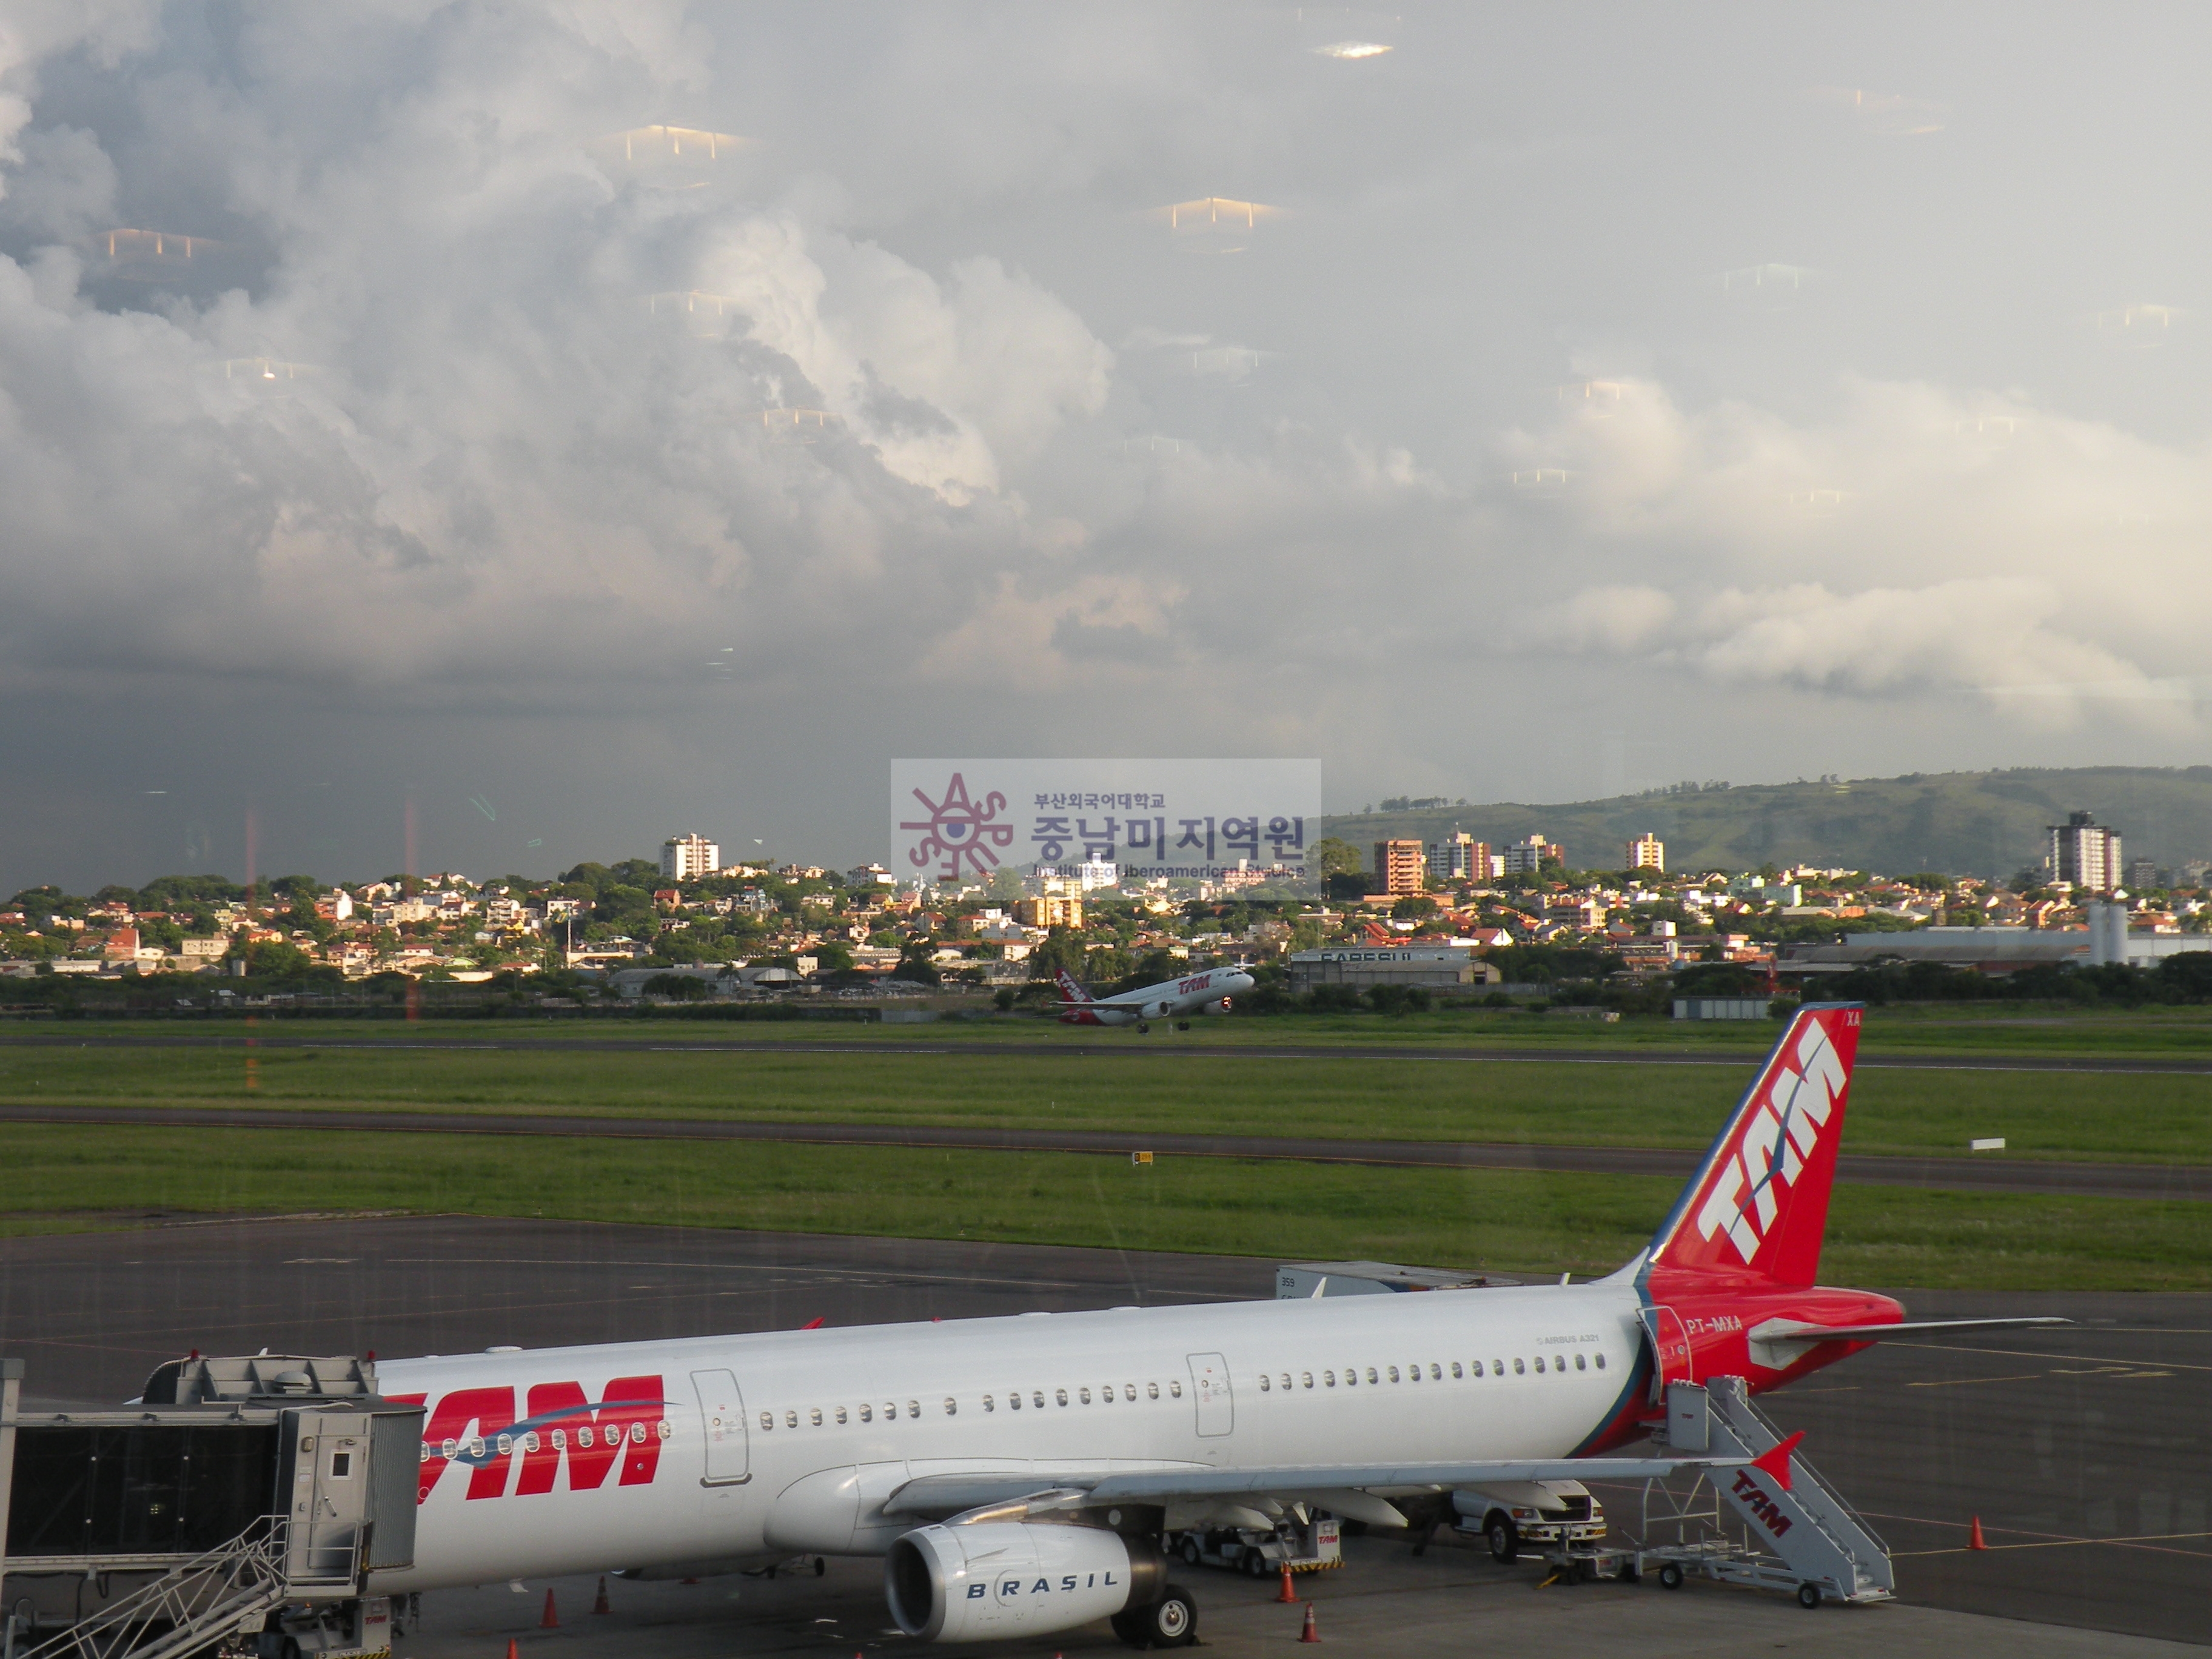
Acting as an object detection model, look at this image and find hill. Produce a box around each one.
[1324,766,2212,879]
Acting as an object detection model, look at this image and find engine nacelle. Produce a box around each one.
[885,1522,1164,1643]
[1196,996,1230,1014]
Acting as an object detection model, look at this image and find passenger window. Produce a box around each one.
[1323,1370,1335,1387]
[1079,1387,1092,1404]
[1034,1391,1046,1408]
[1469,1362,1483,1378]
[1056,1389,1069,1406]
[785,1410,798,1427]
[1513,1359,1525,1376]
[552,1429,568,1449]
[1492,1359,1504,1376]
[885,1401,897,1420]
[1170,1381,1182,1398]
[1344,1369,1356,1387]
[1279,1374,1290,1391]
[906,1401,919,1419]
[1430,1364,1442,1381]
[1534,1356,1546,1374]
[1366,1367,1378,1384]
[1147,1382,1159,1399]
[1388,1366,1400,1383]
[1450,1362,1463,1379]
[1302,1373,1314,1389]
[757,1413,771,1431]
[943,1398,956,1415]
[1575,1353,1587,1372]
[1259,1375,1271,1392]
[1007,1393,1019,1410]
[1596,1353,1607,1370]
[859,1404,872,1423]
[809,1407,822,1426]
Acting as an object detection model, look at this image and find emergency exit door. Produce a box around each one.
[692,1369,750,1485]
[1186,1353,1233,1437]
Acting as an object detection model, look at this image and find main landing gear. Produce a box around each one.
[1110,1583,1198,1648]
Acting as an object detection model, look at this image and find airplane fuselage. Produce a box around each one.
[373,1274,1889,1592]
[1057,968,1254,1026]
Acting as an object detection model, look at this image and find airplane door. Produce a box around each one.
[1639,1305,1694,1400]
[1186,1353,1233,1437]
[692,1369,751,1486]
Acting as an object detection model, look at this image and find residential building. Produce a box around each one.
[2049,811,2122,893]
[660,833,720,881]
[1373,839,1426,896]
[1501,834,1560,875]
[1427,833,1489,885]
[102,927,140,960]
[1014,893,1084,929]
[1625,832,1664,873]
[179,937,227,959]
[1076,860,1120,891]
[313,890,354,922]
[2125,857,2161,890]
[847,864,894,888]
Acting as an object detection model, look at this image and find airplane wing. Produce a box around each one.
[882,1453,1767,1522]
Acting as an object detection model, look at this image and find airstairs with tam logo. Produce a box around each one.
[1632,1376,1893,1609]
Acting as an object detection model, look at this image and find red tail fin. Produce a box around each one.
[1647,1004,1861,1287]
[1054,968,1091,1004]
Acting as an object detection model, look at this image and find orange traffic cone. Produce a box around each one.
[1276,1563,1299,1603]
[505,1642,518,1659]
[1299,1601,1321,1643]
[592,1576,611,1615]
[1969,1516,1988,1550]
[540,1589,559,1629]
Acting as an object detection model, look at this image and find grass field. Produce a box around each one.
[1,1042,2207,1164]
[0,1122,2204,1293]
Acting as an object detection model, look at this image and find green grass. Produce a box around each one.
[1,1122,2205,1292]
[2,1043,2207,1164]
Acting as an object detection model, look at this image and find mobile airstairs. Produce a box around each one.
[1629,1375,1894,1609]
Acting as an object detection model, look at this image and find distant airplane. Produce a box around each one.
[1054,965,1254,1031]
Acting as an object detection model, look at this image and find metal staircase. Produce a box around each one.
[11,1520,292,1659]
[1641,1376,1893,1606]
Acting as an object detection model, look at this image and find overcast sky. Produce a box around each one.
[3,2,2208,890]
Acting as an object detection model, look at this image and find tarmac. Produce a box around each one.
[0,1219,2201,1649]
[10,1028,2212,1074]
[0,1102,2199,1201]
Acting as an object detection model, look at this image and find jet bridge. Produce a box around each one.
[0,1355,423,1659]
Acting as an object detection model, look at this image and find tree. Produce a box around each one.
[1392,895,1439,920]
[1310,837,1364,879]
[1027,928,1088,984]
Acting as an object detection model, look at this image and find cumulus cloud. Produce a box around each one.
[1513,377,2212,717]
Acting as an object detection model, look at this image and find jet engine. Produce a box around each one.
[885,1522,1165,1643]
[1196,997,1230,1014]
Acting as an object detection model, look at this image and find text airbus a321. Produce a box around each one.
[168,1005,2054,1648]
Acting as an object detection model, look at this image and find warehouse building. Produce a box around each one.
[1286,946,1498,992]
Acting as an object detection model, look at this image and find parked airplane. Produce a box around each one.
[353,1004,2049,1647]
[1052,965,1255,1029]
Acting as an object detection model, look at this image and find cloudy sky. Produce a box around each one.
[3,2,2209,890]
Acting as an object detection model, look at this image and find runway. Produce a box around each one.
[8,1028,2212,1074]
[0,1218,2200,1645]
[0,1100,2200,1201]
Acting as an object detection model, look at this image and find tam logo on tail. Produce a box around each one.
[1055,970,1091,1004]
[1651,1005,1861,1287]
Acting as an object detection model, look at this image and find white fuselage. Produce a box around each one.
[374,1281,1644,1591]
[1065,968,1254,1026]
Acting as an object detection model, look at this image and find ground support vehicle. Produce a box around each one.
[1625,1378,1894,1610]
[1167,1512,1341,1578]
[1452,1480,1607,1564]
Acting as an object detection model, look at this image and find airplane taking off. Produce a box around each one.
[1053,965,1254,1029]
[252,1004,2051,1648]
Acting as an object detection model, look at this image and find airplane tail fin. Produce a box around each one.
[1054,969,1091,1004]
[1644,1004,1862,1289]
